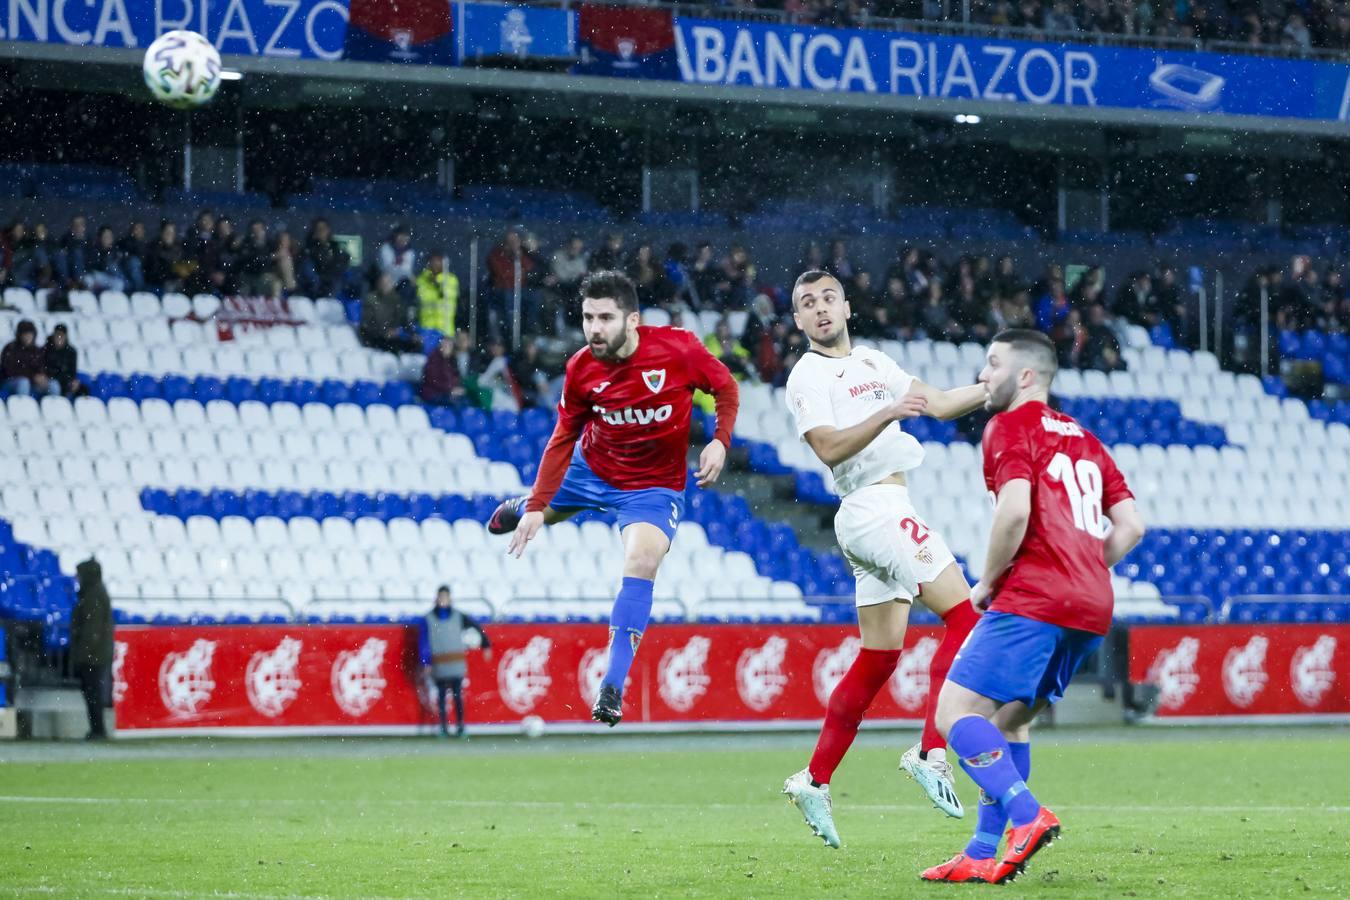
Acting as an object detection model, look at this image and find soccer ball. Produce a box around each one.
[520,715,546,739]
[143,31,222,109]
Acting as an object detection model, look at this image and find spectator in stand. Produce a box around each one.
[451,329,480,384]
[116,221,147,291]
[1037,276,1074,346]
[662,243,698,314]
[1319,270,1346,332]
[420,336,467,407]
[268,231,298,299]
[2,320,58,397]
[85,226,126,292]
[56,215,91,287]
[300,218,351,298]
[486,229,538,335]
[479,338,520,412]
[1080,303,1127,372]
[824,239,855,285]
[719,243,757,310]
[797,240,826,275]
[704,316,755,380]
[550,235,589,301]
[993,288,1036,332]
[589,232,625,271]
[741,293,782,383]
[359,272,421,354]
[183,210,215,266]
[626,241,670,308]
[43,324,86,397]
[11,222,55,289]
[689,241,721,310]
[1043,0,1078,30]
[198,217,240,296]
[509,339,554,409]
[236,219,272,296]
[1153,264,1189,343]
[1071,266,1106,310]
[0,223,12,288]
[142,221,185,291]
[378,225,417,294]
[1111,270,1156,328]
[919,280,963,342]
[416,251,459,335]
[952,273,993,343]
[1284,10,1313,48]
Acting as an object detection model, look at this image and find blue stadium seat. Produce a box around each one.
[382,381,415,407]
[208,490,243,519]
[350,380,383,408]
[140,488,172,515]
[175,489,208,519]
[256,377,287,404]
[192,375,225,403]
[92,372,129,400]
[161,375,193,403]
[320,379,350,405]
[243,489,274,519]
[225,376,256,404]
[287,379,320,406]
[128,374,161,401]
[427,406,458,431]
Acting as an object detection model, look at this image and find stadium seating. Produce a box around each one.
[1,284,1346,636]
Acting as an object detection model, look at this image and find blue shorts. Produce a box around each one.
[947,611,1103,707]
[549,446,685,542]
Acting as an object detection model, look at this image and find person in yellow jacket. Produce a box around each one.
[417,251,460,333]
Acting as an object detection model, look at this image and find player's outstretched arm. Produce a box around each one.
[1103,498,1146,567]
[906,381,990,421]
[687,330,740,487]
[970,478,1032,609]
[803,394,928,467]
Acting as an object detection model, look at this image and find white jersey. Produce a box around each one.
[784,345,925,496]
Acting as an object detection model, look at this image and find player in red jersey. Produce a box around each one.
[921,329,1146,884]
[487,271,739,726]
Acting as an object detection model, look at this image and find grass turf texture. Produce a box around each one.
[2,728,1348,898]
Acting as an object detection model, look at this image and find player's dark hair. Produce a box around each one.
[580,270,639,315]
[791,269,842,309]
[992,328,1058,382]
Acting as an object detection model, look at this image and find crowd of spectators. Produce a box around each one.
[766,0,1350,52]
[7,205,1347,412]
[0,213,351,301]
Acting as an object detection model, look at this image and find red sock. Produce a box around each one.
[921,599,980,753]
[808,647,901,785]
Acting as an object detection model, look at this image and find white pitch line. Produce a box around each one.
[1,795,1347,815]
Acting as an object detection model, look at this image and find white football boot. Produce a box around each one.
[782,768,841,849]
[900,744,965,818]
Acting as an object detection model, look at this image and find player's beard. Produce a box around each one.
[986,375,1017,412]
[589,329,627,360]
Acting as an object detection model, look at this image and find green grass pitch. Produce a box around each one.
[2,727,1348,897]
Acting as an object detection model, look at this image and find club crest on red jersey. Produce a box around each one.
[642,369,666,393]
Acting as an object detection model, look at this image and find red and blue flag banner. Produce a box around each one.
[344,0,455,65]
[1130,624,1350,720]
[572,4,678,80]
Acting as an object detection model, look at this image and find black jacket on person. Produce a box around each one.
[72,559,114,670]
[44,340,78,387]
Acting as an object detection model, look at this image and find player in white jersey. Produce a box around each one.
[781,270,990,848]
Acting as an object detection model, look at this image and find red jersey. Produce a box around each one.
[527,326,739,512]
[981,400,1133,636]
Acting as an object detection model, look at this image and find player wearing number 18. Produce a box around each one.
[921,329,1145,885]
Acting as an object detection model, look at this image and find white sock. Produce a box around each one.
[925,747,947,764]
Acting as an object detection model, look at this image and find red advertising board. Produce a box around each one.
[1129,624,1349,720]
[112,624,945,732]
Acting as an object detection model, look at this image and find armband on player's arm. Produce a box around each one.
[906,381,989,421]
[1103,498,1146,567]
[980,478,1032,583]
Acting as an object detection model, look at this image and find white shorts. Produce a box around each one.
[834,483,957,608]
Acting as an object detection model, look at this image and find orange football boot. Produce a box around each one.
[920,853,1018,884]
[1001,807,1061,873]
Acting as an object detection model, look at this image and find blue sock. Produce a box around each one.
[964,741,1032,859]
[949,718,1041,828]
[601,577,654,693]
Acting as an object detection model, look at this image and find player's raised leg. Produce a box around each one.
[901,561,978,818]
[784,595,908,848]
[592,520,669,726]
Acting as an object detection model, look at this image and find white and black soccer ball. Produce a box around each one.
[520,715,546,739]
[143,30,222,109]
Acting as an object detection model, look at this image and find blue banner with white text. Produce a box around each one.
[5,0,1350,122]
[672,17,1350,122]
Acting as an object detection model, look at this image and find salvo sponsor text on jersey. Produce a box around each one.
[593,404,674,426]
